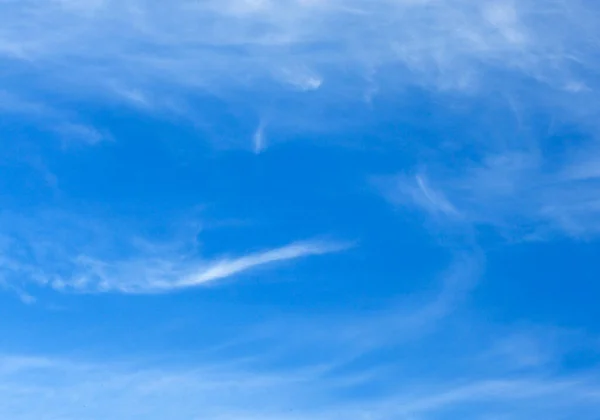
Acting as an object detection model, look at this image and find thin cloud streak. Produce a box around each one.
[53,240,352,294]
[0,211,350,296]
[160,240,352,290]
[380,174,461,219]
[5,236,352,294]
[252,121,266,154]
[380,147,600,239]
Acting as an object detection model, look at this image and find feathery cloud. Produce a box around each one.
[54,239,350,294]
[1,247,598,419]
[0,0,597,119]
[29,240,349,294]
[381,148,600,239]
[0,211,350,296]
[1,323,599,420]
[379,173,461,219]
[252,121,267,153]
[172,240,349,290]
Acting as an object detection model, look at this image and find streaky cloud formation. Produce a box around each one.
[249,251,484,360]
[2,304,600,420]
[173,240,351,290]
[0,210,350,296]
[1,0,599,419]
[378,173,461,219]
[252,120,267,153]
[1,0,598,114]
[20,239,349,295]
[382,149,600,238]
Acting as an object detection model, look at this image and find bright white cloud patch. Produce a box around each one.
[173,240,349,290]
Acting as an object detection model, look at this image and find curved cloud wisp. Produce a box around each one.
[49,240,352,294]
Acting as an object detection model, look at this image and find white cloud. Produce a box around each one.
[1,327,600,419]
[51,239,350,294]
[35,239,349,294]
[245,251,483,363]
[253,121,266,153]
[54,122,110,145]
[380,173,461,219]
[1,248,598,419]
[0,211,350,295]
[276,67,323,91]
[0,0,597,105]
[173,240,349,290]
[380,144,600,239]
[0,90,108,146]
[0,0,597,157]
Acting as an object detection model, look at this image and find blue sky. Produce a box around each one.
[1,0,600,418]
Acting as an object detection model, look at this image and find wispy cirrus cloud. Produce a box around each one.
[377,173,461,219]
[53,122,110,146]
[172,240,349,290]
[0,353,597,420]
[243,251,482,360]
[0,0,598,121]
[1,312,600,419]
[0,90,110,146]
[252,120,267,154]
[1,247,598,419]
[0,0,598,167]
[380,147,600,239]
[0,211,350,297]
[51,239,350,294]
